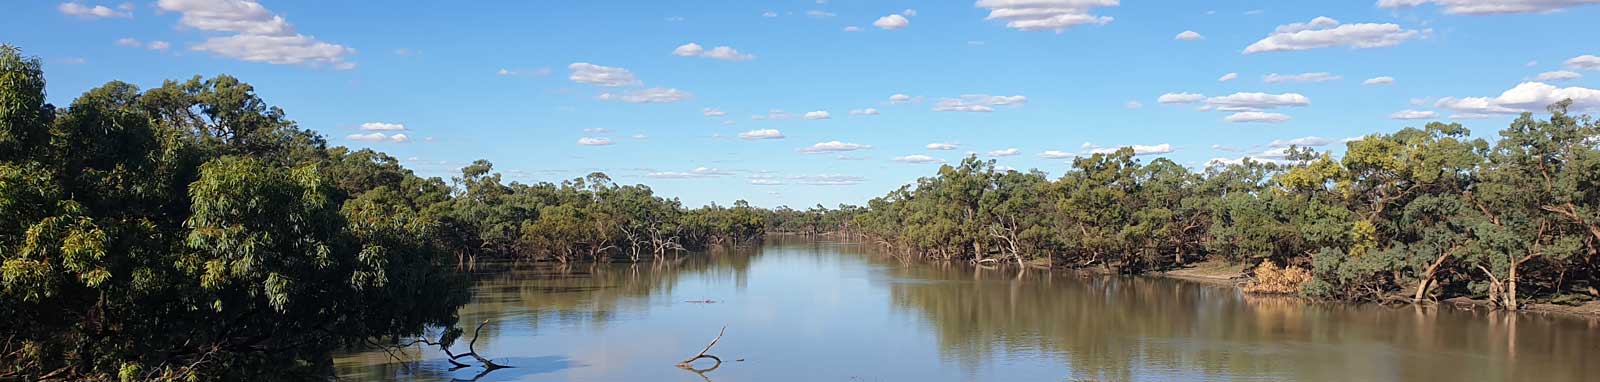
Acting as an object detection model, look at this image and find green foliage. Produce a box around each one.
[852,104,1599,308]
[0,46,467,381]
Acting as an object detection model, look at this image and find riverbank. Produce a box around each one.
[1155,259,1600,320]
[1159,259,1248,288]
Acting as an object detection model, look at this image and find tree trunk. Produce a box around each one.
[1413,249,1453,303]
[1507,260,1519,310]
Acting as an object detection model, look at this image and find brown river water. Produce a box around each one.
[334,238,1600,381]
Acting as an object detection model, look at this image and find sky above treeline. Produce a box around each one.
[6,0,1599,208]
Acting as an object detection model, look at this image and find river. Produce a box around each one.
[334,238,1600,381]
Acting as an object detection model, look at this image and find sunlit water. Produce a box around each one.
[334,238,1600,381]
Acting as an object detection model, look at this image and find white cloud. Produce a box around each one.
[147,40,170,51]
[347,132,409,143]
[360,122,406,131]
[672,43,703,57]
[1243,17,1423,54]
[849,108,880,116]
[843,26,863,32]
[894,155,945,164]
[1223,111,1292,123]
[1209,147,1298,166]
[1125,101,1143,109]
[1039,150,1074,159]
[59,2,132,19]
[1378,0,1600,15]
[703,108,727,117]
[1264,72,1342,83]
[1175,30,1204,41]
[1390,109,1439,119]
[190,34,356,69]
[1205,92,1311,111]
[926,143,959,150]
[762,11,778,17]
[1087,143,1174,156]
[631,134,648,140]
[1218,72,1239,82]
[799,141,871,153]
[1435,81,1600,114]
[806,10,836,18]
[889,93,914,104]
[1567,55,1600,70]
[1268,136,1337,147]
[874,14,910,30]
[739,129,785,140]
[751,110,798,120]
[568,62,640,87]
[788,174,865,185]
[975,0,1118,32]
[1158,92,1206,104]
[597,88,693,103]
[158,0,355,69]
[582,128,611,134]
[802,111,832,120]
[903,9,918,16]
[704,46,755,61]
[986,148,1021,157]
[675,43,754,61]
[1363,76,1396,85]
[932,94,1027,112]
[648,167,732,179]
[116,37,141,47]
[577,137,614,146]
[1212,144,1242,152]
[1537,70,1583,81]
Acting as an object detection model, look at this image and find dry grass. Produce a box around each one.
[1243,260,1312,295]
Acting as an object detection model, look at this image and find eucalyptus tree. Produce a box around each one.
[1053,149,1140,271]
[1,45,468,380]
[1465,101,1599,308]
[978,168,1053,266]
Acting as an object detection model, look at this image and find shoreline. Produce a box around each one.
[1153,259,1600,320]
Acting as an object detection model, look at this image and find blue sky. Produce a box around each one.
[6,1,1599,208]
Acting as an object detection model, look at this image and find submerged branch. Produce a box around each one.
[676,325,727,372]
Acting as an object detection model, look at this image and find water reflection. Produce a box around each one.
[881,259,1600,382]
[335,238,1600,381]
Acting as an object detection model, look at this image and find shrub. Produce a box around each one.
[1244,260,1312,294]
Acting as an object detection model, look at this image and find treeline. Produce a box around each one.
[764,204,862,235]
[448,160,766,263]
[0,45,762,381]
[852,102,1599,309]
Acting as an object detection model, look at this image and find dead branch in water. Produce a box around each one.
[676,325,726,371]
[386,320,510,372]
[457,320,508,370]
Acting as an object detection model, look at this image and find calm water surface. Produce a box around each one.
[334,239,1600,381]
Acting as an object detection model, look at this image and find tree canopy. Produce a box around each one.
[852,106,1599,309]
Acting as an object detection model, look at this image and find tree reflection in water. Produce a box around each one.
[880,254,1600,382]
[334,246,761,381]
[335,239,1600,382]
